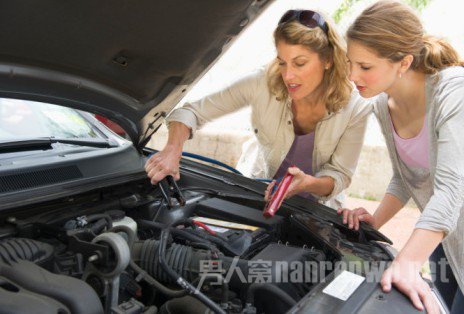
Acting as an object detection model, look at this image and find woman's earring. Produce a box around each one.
[399,72,402,78]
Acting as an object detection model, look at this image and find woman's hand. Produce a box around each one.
[264,167,309,202]
[286,166,312,197]
[145,121,190,185]
[381,258,440,314]
[337,207,376,230]
[144,145,182,185]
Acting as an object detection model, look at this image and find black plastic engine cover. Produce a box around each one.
[250,243,325,299]
[0,277,70,314]
[0,259,103,314]
[194,197,283,230]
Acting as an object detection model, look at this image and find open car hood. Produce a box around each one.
[0,0,273,144]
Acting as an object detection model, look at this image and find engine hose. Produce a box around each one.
[0,238,54,266]
[129,260,187,298]
[171,228,211,245]
[163,219,235,255]
[137,219,165,231]
[166,219,234,253]
[110,224,187,298]
[158,229,226,314]
[137,220,211,246]
[137,220,248,293]
[137,239,214,283]
[90,218,108,234]
[170,218,196,229]
[109,225,136,249]
[246,283,297,307]
[86,213,113,230]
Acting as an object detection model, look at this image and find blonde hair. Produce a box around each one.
[267,16,352,113]
[347,0,464,74]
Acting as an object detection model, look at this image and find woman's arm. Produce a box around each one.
[166,70,262,133]
[314,95,372,199]
[146,70,263,183]
[300,175,334,197]
[337,97,412,229]
[395,229,444,265]
[372,193,405,229]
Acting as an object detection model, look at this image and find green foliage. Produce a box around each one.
[348,193,379,201]
[332,0,432,24]
[404,0,431,11]
[332,0,360,24]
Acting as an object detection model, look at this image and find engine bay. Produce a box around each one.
[0,176,392,314]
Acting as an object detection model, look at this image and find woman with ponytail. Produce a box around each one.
[339,1,464,313]
[146,10,371,208]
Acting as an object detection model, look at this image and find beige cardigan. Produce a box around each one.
[167,69,372,208]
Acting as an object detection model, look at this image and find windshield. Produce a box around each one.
[0,98,99,140]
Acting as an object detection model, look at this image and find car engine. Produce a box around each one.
[0,177,391,314]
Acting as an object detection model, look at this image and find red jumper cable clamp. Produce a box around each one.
[263,169,294,218]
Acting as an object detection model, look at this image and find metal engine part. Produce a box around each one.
[84,232,131,313]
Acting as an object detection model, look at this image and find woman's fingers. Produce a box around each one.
[354,213,364,230]
[346,208,361,228]
[337,207,374,230]
[144,153,158,173]
[380,267,393,292]
[145,151,181,185]
[287,166,302,176]
[353,208,367,230]
[343,209,349,224]
[148,164,172,185]
[419,287,440,314]
[408,290,424,312]
[348,210,355,229]
[285,167,305,198]
[264,180,276,201]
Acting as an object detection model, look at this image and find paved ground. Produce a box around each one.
[345,197,421,251]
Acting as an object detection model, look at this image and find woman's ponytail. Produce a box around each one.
[347,0,463,75]
[419,35,464,74]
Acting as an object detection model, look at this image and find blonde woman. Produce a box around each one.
[145,10,371,208]
[340,1,464,313]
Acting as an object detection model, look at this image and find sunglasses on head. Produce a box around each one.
[278,10,329,35]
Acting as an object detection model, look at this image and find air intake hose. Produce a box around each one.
[134,239,215,283]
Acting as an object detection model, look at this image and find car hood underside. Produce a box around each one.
[0,0,271,143]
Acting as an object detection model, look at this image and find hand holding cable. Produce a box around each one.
[263,170,294,218]
[145,146,182,185]
[145,121,190,185]
[263,166,320,217]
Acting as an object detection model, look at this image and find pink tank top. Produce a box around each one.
[389,112,429,169]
